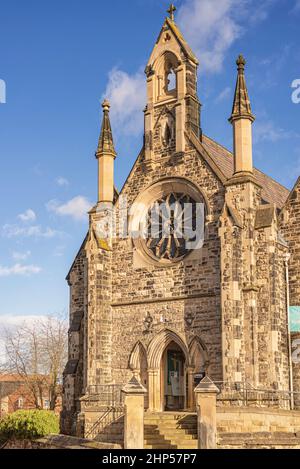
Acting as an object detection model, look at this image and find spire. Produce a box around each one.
[229,55,255,124]
[96,99,117,159]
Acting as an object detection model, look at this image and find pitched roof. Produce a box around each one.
[280,176,300,210]
[201,135,290,209]
[165,18,198,65]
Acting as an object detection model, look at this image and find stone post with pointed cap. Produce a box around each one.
[96,99,117,204]
[122,377,147,449]
[229,55,255,175]
[194,376,219,449]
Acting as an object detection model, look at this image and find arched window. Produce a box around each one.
[167,67,176,92]
[155,52,179,100]
[164,62,177,95]
[164,122,172,147]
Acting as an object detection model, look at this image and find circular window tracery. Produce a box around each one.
[144,192,197,262]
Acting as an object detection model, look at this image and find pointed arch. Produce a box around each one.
[189,336,210,372]
[147,328,190,370]
[129,341,148,371]
[153,51,180,99]
[153,51,180,76]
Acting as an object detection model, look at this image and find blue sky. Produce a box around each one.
[0,0,300,324]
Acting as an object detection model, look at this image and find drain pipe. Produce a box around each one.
[284,253,294,410]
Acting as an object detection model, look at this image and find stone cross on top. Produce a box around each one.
[167,3,176,21]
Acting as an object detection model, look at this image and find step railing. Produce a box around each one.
[85,405,124,440]
[215,381,300,409]
[84,384,124,440]
[87,384,123,406]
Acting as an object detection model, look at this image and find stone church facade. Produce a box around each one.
[61,8,300,438]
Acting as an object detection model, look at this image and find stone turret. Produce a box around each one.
[96,99,116,204]
[229,55,255,175]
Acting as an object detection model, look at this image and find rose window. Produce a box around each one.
[144,192,197,262]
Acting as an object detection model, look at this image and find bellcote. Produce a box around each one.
[144,5,201,163]
[145,16,199,105]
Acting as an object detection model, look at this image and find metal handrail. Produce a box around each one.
[87,384,123,406]
[84,384,124,440]
[215,381,300,409]
[85,406,124,440]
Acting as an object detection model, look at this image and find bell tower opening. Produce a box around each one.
[166,66,176,93]
[156,51,179,101]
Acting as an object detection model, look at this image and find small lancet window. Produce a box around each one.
[164,123,172,147]
[163,60,177,95]
[167,68,176,92]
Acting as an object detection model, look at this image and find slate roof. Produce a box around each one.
[201,135,290,209]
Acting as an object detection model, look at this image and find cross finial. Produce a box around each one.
[167,3,176,21]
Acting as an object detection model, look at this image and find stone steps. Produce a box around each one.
[144,412,198,450]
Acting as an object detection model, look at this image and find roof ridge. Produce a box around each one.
[280,175,300,211]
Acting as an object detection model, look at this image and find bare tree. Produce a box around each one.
[39,316,68,410]
[1,315,68,410]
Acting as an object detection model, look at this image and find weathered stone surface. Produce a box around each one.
[61,10,300,443]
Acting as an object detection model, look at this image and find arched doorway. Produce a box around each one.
[147,329,190,412]
[130,330,210,412]
[161,341,186,411]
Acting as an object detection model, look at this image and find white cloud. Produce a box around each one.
[18,209,36,222]
[177,0,276,73]
[0,263,42,277]
[253,120,300,144]
[257,44,291,89]
[12,250,31,261]
[2,224,61,239]
[53,245,66,257]
[249,0,277,23]
[177,0,244,73]
[103,68,146,136]
[0,314,48,363]
[56,177,69,187]
[292,0,300,12]
[46,196,91,221]
[215,86,232,103]
[0,314,47,328]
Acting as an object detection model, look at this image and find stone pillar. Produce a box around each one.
[148,369,161,412]
[175,101,185,153]
[187,368,195,411]
[194,376,219,449]
[122,377,147,449]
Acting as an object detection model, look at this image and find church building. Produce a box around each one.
[61,5,300,445]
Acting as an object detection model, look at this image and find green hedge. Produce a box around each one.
[0,410,59,440]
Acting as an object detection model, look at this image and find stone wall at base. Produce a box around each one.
[2,435,121,450]
[218,433,300,449]
[217,406,300,433]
